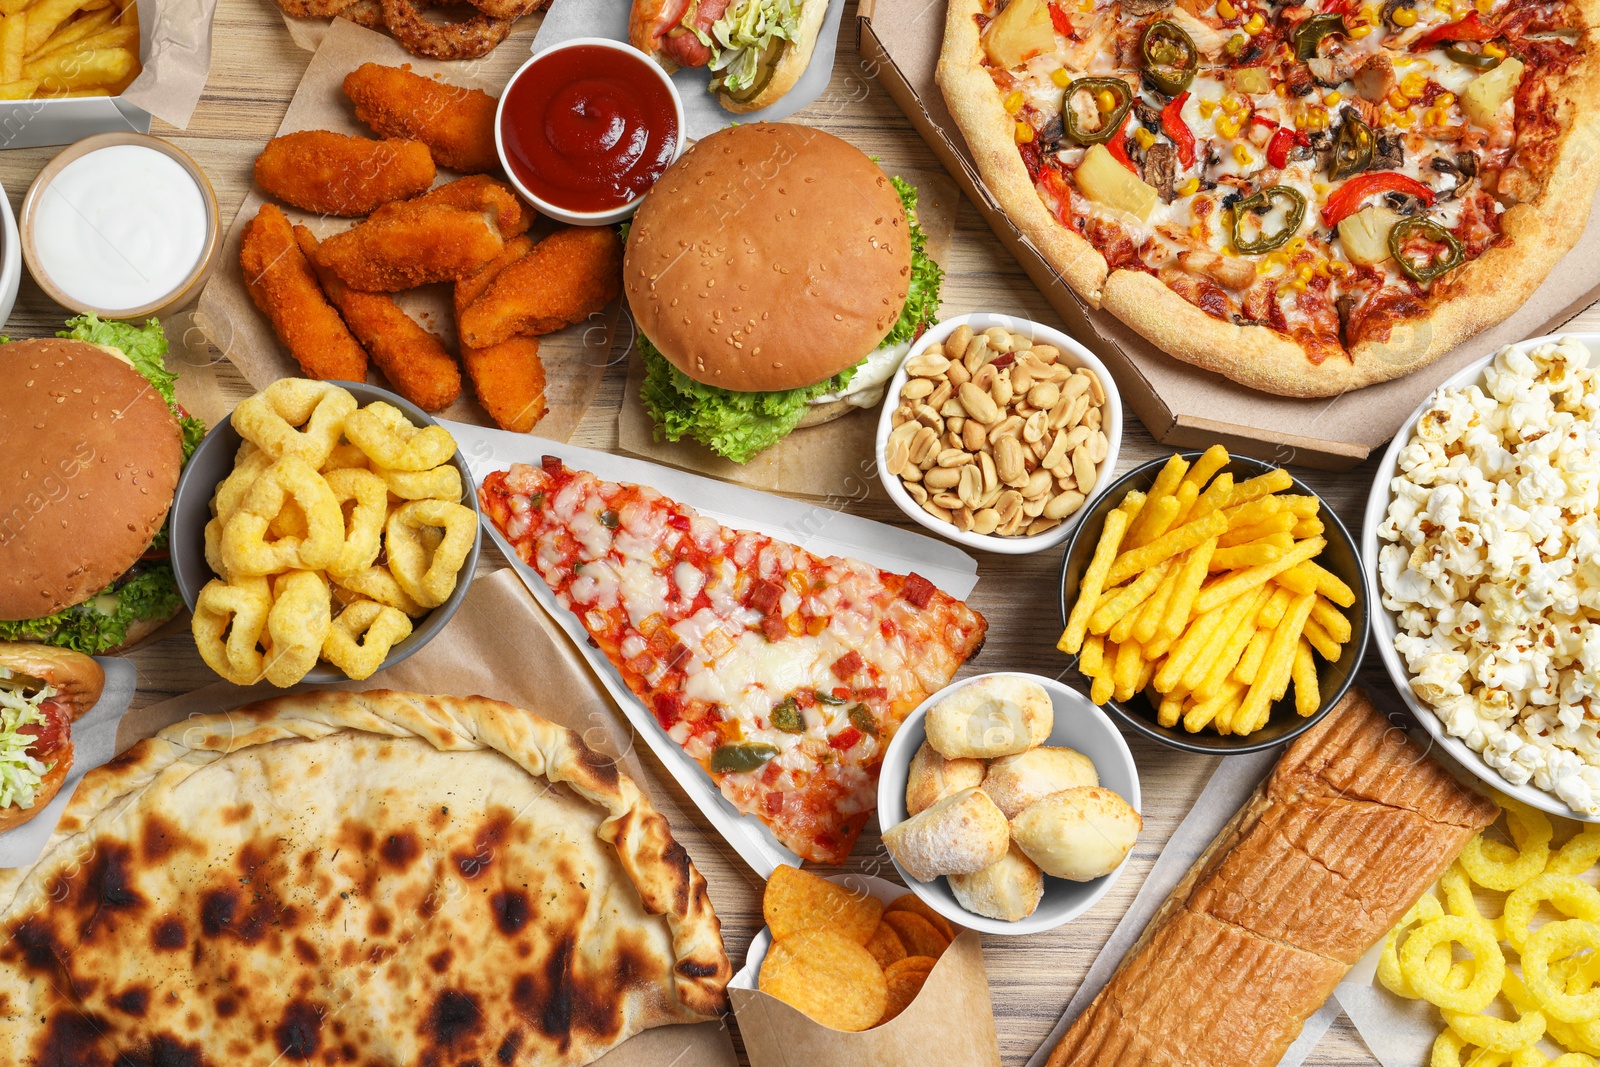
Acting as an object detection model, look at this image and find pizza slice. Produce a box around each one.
[481,458,989,864]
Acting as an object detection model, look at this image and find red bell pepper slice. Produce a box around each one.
[1409,11,1497,51]
[1321,171,1437,227]
[1160,91,1195,167]
[1105,113,1138,174]
[1266,125,1295,168]
[829,726,863,751]
[1049,1,1073,35]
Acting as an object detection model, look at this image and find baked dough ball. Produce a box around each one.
[883,787,1009,883]
[1010,786,1141,882]
[906,739,986,815]
[924,675,1053,759]
[949,842,1044,922]
[982,746,1099,819]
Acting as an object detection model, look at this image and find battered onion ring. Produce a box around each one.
[1504,874,1600,952]
[332,565,427,618]
[1400,915,1505,1014]
[378,0,512,60]
[212,440,272,522]
[323,468,389,579]
[233,379,357,468]
[337,0,386,27]
[1379,892,1446,999]
[345,402,457,471]
[204,517,231,583]
[323,442,372,472]
[376,463,462,502]
[1460,801,1553,892]
[264,571,332,688]
[322,599,413,680]
[386,499,475,609]
[192,577,272,685]
[1521,919,1600,1023]
[222,457,344,576]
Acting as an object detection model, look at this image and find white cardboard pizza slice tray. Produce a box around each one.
[443,420,981,877]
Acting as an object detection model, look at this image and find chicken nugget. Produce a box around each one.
[457,226,622,348]
[343,62,500,174]
[314,204,504,291]
[254,130,435,217]
[454,235,546,431]
[367,174,532,240]
[297,226,462,412]
[240,204,368,382]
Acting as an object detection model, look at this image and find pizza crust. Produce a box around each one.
[938,2,1600,397]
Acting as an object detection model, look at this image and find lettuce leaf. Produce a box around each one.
[58,314,206,462]
[0,565,182,656]
[636,174,943,463]
[706,0,802,94]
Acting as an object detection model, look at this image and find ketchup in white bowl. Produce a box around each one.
[496,39,683,226]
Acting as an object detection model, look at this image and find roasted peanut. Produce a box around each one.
[1045,490,1086,520]
[958,383,1000,425]
[996,436,1028,486]
[901,377,934,401]
[943,325,972,363]
[936,448,972,468]
[962,420,987,452]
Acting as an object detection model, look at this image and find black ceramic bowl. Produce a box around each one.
[169,381,481,684]
[1057,452,1367,754]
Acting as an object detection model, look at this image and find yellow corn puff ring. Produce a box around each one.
[345,401,456,471]
[1512,1050,1600,1067]
[331,565,427,618]
[322,599,413,681]
[386,499,475,610]
[1523,920,1600,1023]
[263,571,331,688]
[221,457,343,576]
[1433,1030,1512,1067]
[323,468,388,579]
[375,463,462,502]
[1461,802,1554,892]
[1379,892,1445,999]
[1401,915,1505,1013]
[1505,875,1600,952]
[1548,825,1600,876]
[192,576,272,685]
[232,379,357,468]
[1442,1006,1546,1053]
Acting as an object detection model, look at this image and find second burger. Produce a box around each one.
[625,122,944,463]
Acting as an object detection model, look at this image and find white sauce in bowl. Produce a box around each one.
[31,144,207,312]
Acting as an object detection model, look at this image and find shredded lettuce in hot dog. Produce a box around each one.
[0,674,50,810]
[704,0,803,96]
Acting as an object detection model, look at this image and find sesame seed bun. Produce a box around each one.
[623,123,913,394]
[0,339,182,621]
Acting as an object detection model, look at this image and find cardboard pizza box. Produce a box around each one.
[857,0,1600,470]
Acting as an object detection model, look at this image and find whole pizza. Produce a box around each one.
[938,0,1600,396]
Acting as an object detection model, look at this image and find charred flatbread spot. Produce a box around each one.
[453,809,512,880]
[35,1012,116,1067]
[111,987,150,1016]
[275,1000,323,1061]
[490,890,530,936]
[75,843,144,939]
[293,937,318,965]
[220,803,253,825]
[10,916,65,970]
[140,816,188,861]
[496,1030,524,1064]
[380,832,420,870]
[134,1034,209,1067]
[368,909,393,937]
[427,948,453,973]
[424,989,484,1050]
[199,889,238,937]
[676,958,721,979]
[215,996,238,1018]
[572,738,620,790]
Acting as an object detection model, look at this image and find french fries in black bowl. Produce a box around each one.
[1056,447,1367,754]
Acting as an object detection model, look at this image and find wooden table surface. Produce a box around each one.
[2,3,1595,1065]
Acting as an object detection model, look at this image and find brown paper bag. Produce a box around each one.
[194,19,610,443]
[118,568,738,1067]
[615,166,963,498]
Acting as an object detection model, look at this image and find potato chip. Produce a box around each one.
[885,893,956,943]
[864,921,907,970]
[885,955,939,981]
[881,910,950,959]
[759,929,887,1032]
[880,967,932,1025]
[763,865,883,945]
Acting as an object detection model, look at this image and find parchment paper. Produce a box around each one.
[616,166,961,498]
[122,0,219,129]
[194,19,608,443]
[534,0,849,139]
[0,657,136,868]
[116,568,739,1067]
[279,6,541,54]
[1021,746,1342,1067]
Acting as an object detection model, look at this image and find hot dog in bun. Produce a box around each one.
[0,643,103,831]
[628,0,829,113]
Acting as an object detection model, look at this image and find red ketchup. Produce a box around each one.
[500,44,679,213]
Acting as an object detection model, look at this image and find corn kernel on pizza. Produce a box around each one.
[938,0,1600,396]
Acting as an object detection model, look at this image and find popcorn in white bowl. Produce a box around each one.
[1377,337,1600,817]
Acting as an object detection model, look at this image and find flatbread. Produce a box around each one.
[0,689,730,1066]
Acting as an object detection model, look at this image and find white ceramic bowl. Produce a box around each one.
[495,37,686,226]
[1363,331,1600,822]
[0,178,20,328]
[875,671,1141,935]
[876,313,1123,555]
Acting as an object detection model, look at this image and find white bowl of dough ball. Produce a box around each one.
[876,672,1142,935]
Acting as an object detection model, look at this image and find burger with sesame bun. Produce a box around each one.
[624,122,943,463]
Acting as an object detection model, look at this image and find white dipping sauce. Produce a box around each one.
[32,144,207,312]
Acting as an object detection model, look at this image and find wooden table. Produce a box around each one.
[1,4,1594,1064]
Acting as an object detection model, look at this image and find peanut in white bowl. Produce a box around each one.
[875,313,1123,555]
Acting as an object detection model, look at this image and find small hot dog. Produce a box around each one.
[0,643,104,832]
